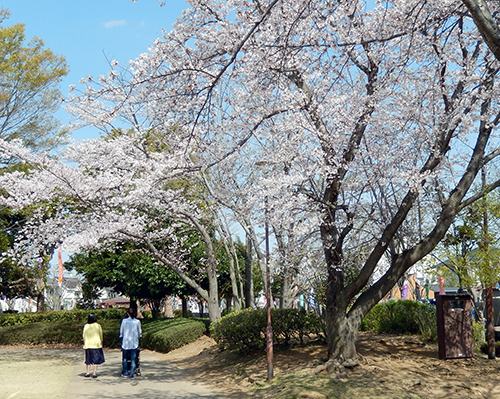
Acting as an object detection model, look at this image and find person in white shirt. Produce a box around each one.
[119,307,142,379]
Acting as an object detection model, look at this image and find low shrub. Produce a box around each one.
[473,319,485,347]
[211,308,266,352]
[414,302,438,342]
[361,300,437,340]
[210,308,325,353]
[272,309,326,345]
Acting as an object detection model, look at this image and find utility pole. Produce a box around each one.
[264,195,274,380]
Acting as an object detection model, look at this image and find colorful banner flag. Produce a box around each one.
[58,249,63,286]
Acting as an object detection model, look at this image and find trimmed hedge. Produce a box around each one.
[0,314,205,353]
[210,308,325,353]
[0,319,122,347]
[141,318,206,352]
[0,308,126,327]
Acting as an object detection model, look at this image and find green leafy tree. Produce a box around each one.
[65,242,189,318]
[441,193,500,294]
[0,9,68,151]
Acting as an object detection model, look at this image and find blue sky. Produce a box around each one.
[1,0,188,140]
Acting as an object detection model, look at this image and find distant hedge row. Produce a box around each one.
[0,312,206,353]
[0,308,131,327]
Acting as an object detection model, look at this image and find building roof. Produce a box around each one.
[99,296,130,306]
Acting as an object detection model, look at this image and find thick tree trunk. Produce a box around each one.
[206,258,221,321]
[325,309,359,361]
[149,299,161,318]
[135,299,144,318]
[163,295,174,318]
[324,265,361,361]
[206,293,221,321]
[225,297,231,314]
[280,272,293,309]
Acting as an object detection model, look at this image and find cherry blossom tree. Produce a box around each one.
[0,133,226,320]
[3,0,500,364]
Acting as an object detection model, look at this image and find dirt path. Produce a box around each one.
[160,333,500,399]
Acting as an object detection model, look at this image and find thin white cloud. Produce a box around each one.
[103,20,127,29]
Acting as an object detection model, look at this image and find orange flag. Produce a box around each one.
[58,249,63,286]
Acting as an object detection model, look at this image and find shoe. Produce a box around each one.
[92,375,97,378]
[121,374,129,378]
[129,375,134,379]
[84,373,90,378]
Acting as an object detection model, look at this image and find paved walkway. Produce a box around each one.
[67,349,228,399]
[0,347,228,399]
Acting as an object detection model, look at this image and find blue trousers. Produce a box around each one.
[122,348,138,376]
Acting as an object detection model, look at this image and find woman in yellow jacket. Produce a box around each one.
[83,313,105,378]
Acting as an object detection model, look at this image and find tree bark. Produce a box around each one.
[486,287,495,359]
[462,0,500,62]
[36,291,45,312]
[325,305,359,361]
[244,233,255,309]
[181,296,188,318]
[280,271,293,309]
[221,236,242,312]
[163,295,174,318]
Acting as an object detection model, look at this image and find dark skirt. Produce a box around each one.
[85,348,105,365]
